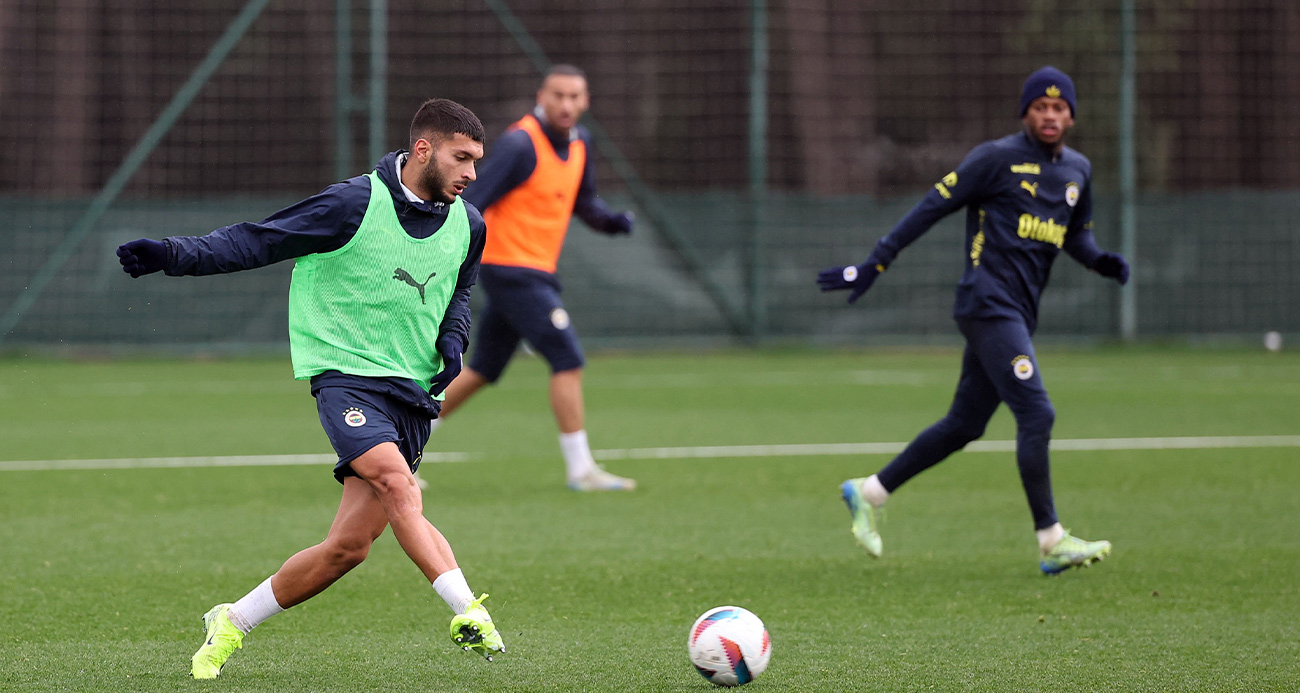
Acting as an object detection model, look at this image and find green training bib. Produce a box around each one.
[289,171,469,392]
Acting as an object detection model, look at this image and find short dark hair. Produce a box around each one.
[540,64,586,89]
[409,98,485,149]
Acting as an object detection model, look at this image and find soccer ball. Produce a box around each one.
[687,606,771,687]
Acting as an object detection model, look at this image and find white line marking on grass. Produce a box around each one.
[592,435,1300,461]
[0,380,305,399]
[0,452,471,472]
[5,435,1297,472]
[506,370,933,391]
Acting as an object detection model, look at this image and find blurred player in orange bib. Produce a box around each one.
[428,65,637,491]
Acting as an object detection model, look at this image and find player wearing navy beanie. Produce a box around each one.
[819,66,1129,575]
[1020,66,1076,117]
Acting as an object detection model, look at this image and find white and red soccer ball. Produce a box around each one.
[687,606,772,687]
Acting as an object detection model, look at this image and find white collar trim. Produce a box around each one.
[395,153,437,205]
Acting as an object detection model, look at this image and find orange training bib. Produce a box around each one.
[481,114,587,273]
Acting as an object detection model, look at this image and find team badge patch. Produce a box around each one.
[343,407,367,427]
[550,307,571,330]
[1065,182,1081,208]
[1011,356,1035,381]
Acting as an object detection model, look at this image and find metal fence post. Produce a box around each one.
[367,0,388,166]
[335,0,354,180]
[747,0,769,341]
[1119,0,1138,340]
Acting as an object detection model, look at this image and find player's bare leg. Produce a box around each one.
[350,443,503,657]
[349,443,459,580]
[271,476,391,606]
[550,368,585,434]
[191,477,389,678]
[552,368,635,491]
[193,467,418,678]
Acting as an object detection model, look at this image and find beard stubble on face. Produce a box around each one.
[418,156,455,204]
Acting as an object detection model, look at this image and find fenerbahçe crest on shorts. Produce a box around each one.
[343,407,367,427]
[288,171,470,393]
[549,307,571,330]
[1011,355,1035,381]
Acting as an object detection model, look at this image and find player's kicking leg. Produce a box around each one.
[841,341,1001,558]
[1039,528,1111,575]
[190,604,244,679]
[350,444,504,659]
[449,593,505,660]
[840,476,886,557]
[190,477,388,678]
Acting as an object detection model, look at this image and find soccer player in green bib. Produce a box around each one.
[116,99,504,677]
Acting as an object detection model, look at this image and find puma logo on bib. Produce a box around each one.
[393,268,436,305]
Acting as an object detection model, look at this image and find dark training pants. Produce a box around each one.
[876,317,1058,529]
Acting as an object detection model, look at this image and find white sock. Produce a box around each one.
[861,474,889,508]
[559,430,596,481]
[432,568,475,614]
[429,418,443,434]
[228,576,284,634]
[1037,523,1066,554]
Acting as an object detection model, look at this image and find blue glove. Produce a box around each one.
[428,335,463,397]
[601,211,634,236]
[1092,252,1130,285]
[116,238,169,278]
[817,261,885,304]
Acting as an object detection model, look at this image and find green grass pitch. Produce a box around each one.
[2,347,1298,691]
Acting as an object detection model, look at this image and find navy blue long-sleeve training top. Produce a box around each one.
[865,130,1105,332]
[462,107,622,232]
[161,150,486,414]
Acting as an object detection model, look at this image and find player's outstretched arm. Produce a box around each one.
[818,142,997,305]
[817,260,885,304]
[116,238,170,278]
[118,181,368,278]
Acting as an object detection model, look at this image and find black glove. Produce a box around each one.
[428,335,464,397]
[1092,252,1130,285]
[116,238,169,278]
[817,261,885,304]
[601,211,634,236]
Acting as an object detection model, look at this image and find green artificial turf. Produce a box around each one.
[1,347,1297,691]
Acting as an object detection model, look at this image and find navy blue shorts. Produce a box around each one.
[315,386,431,484]
[469,264,585,382]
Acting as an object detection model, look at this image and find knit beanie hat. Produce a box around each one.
[1020,66,1076,116]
